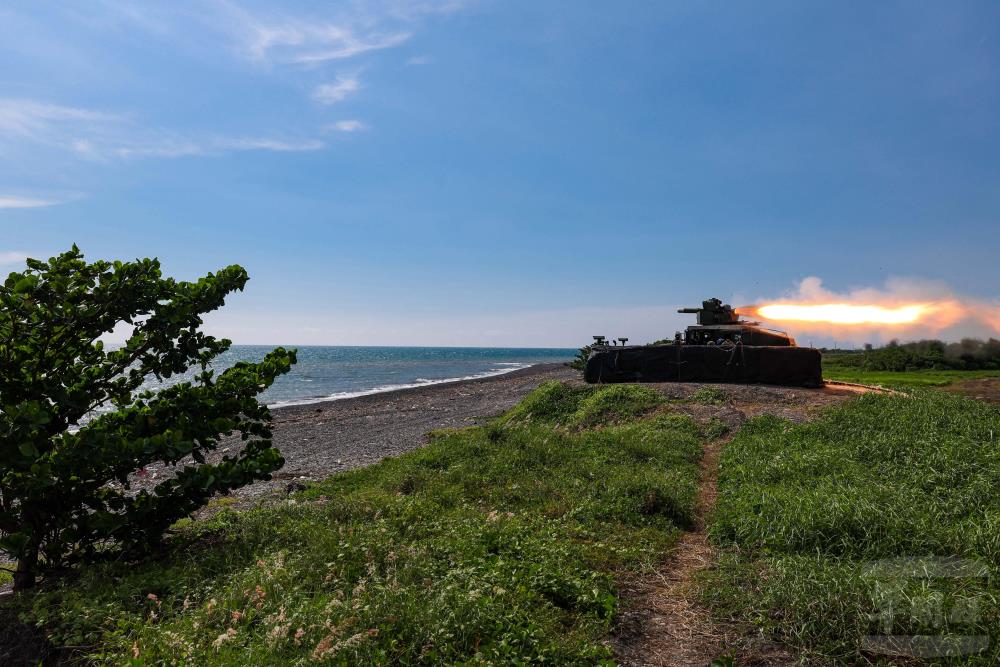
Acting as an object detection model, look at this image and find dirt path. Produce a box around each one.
[944,377,1000,405]
[614,435,728,666]
[614,382,864,666]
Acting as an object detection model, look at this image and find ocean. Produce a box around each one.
[136,346,577,408]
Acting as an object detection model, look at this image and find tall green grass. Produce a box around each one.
[707,391,1000,664]
[822,366,1000,388]
[12,382,701,664]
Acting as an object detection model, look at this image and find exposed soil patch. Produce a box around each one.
[651,380,872,423]
[614,382,865,666]
[944,378,1000,405]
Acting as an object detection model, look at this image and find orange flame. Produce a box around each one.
[744,277,1000,340]
[753,302,933,326]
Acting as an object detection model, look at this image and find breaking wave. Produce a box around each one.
[267,362,534,408]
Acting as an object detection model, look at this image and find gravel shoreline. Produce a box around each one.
[217,362,579,501]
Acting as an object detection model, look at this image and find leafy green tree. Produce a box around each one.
[0,247,296,591]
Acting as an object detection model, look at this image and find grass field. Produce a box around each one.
[822,364,1000,387]
[10,382,703,664]
[12,374,1000,664]
[706,390,1000,664]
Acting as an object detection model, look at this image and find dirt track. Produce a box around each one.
[614,380,868,667]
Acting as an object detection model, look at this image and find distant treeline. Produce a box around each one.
[827,338,1000,371]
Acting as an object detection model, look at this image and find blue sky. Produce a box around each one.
[2,1,999,346]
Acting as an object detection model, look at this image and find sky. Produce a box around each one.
[1,1,999,347]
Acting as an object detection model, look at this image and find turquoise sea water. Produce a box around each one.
[138,346,576,408]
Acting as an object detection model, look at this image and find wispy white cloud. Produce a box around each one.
[0,98,121,147]
[215,137,325,152]
[0,98,136,159]
[313,75,361,105]
[0,195,57,209]
[379,0,471,22]
[0,1,471,174]
[0,97,325,160]
[249,23,410,64]
[58,1,467,66]
[224,1,466,65]
[109,140,205,159]
[329,120,367,132]
[0,98,118,134]
[112,137,325,158]
[0,251,29,266]
[405,55,433,66]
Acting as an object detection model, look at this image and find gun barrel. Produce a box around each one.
[677,308,700,313]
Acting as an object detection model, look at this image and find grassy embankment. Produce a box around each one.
[9,383,704,664]
[706,390,1000,664]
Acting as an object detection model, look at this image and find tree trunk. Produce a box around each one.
[12,545,38,592]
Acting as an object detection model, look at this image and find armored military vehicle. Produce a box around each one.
[584,298,823,387]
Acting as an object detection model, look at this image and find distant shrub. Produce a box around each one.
[569,344,592,371]
[854,338,1000,371]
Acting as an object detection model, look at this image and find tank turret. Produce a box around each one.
[679,297,794,347]
[677,298,740,326]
